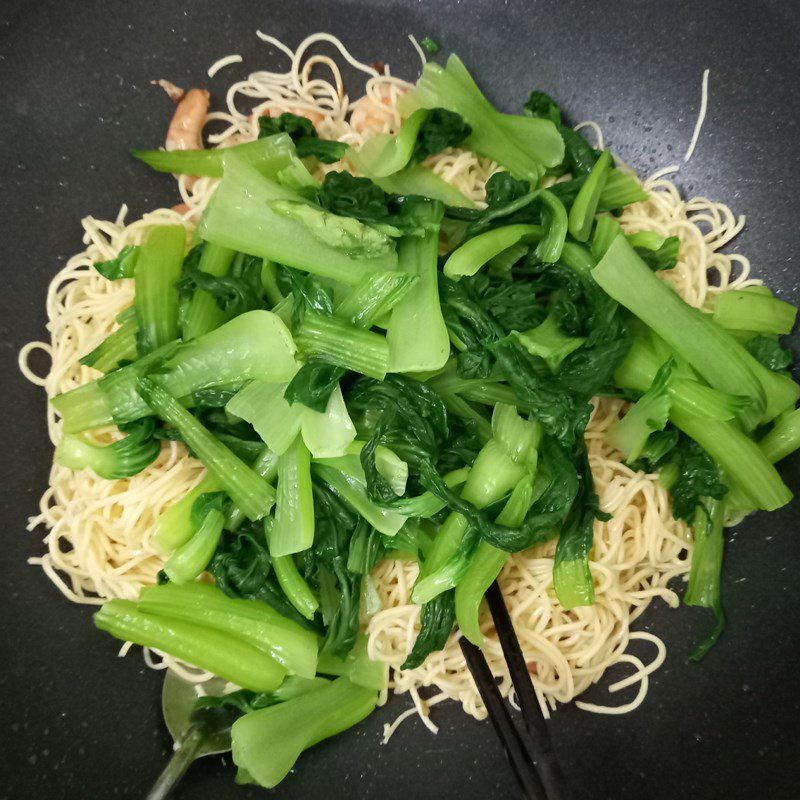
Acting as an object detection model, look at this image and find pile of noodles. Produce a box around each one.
[19,33,759,736]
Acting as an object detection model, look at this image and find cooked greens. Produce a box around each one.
[53,52,797,792]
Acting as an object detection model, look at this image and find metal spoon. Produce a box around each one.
[144,671,236,800]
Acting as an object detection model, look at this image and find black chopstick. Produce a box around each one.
[486,581,568,800]
[459,582,568,800]
[459,636,549,800]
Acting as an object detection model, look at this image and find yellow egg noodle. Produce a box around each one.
[19,32,760,737]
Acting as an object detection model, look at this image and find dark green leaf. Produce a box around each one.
[295,137,348,164]
[176,250,265,317]
[275,265,334,330]
[346,520,385,574]
[189,491,227,530]
[635,236,680,271]
[318,171,432,236]
[419,36,440,55]
[94,245,140,280]
[298,481,362,658]
[284,360,347,412]
[744,336,793,372]
[417,436,577,552]
[411,108,472,164]
[401,590,455,669]
[485,171,532,206]
[257,112,347,164]
[493,339,592,445]
[209,528,319,631]
[523,90,562,125]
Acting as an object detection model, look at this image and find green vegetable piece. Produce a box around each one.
[95,598,286,692]
[744,335,792,372]
[594,236,800,429]
[614,336,791,511]
[271,434,315,557]
[515,313,587,373]
[198,153,397,284]
[403,55,564,180]
[759,407,800,463]
[347,147,475,208]
[231,677,376,789]
[419,36,440,55]
[568,150,612,242]
[316,634,388,691]
[356,108,472,178]
[163,310,299,397]
[552,445,603,610]
[684,497,726,660]
[295,311,389,380]
[94,245,140,280]
[227,380,304,456]
[268,200,395,258]
[313,454,407,536]
[257,113,347,164]
[334,271,417,328]
[387,198,450,372]
[354,108,430,177]
[132,133,300,177]
[153,474,224,554]
[711,289,797,336]
[163,501,225,585]
[79,315,139,373]
[444,223,543,279]
[455,475,534,646]
[401,591,455,670]
[181,243,238,340]
[54,419,160,480]
[411,409,537,605]
[609,358,673,461]
[591,216,623,262]
[301,383,357,459]
[134,225,186,355]
[267,543,319,621]
[137,581,317,679]
[138,377,275,521]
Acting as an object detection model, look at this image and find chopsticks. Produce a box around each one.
[459,581,568,800]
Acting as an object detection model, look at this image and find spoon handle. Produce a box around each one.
[144,725,205,800]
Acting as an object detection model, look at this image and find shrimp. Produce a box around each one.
[151,79,185,103]
[165,88,210,151]
[349,83,404,134]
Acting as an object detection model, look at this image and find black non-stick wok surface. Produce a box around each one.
[1,1,799,798]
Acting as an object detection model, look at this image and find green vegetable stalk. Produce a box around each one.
[152,474,224,553]
[454,476,534,646]
[711,289,797,336]
[134,225,186,354]
[138,377,275,521]
[79,313,139,373]
[137,581,317,678]
[55,419,160,480]
[684,497,726,660]
[199,153,397,284]
[231,677,377,789]
[386,198,450,372]
[181,243,237,340]
[95,598,286,691]
[52,310,299,433]
[411,405,540,604]
[162,497,225,585]
[594,236,799,428]
[271,434,315,556]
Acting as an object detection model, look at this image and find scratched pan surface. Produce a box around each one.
[1,1,799,798]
